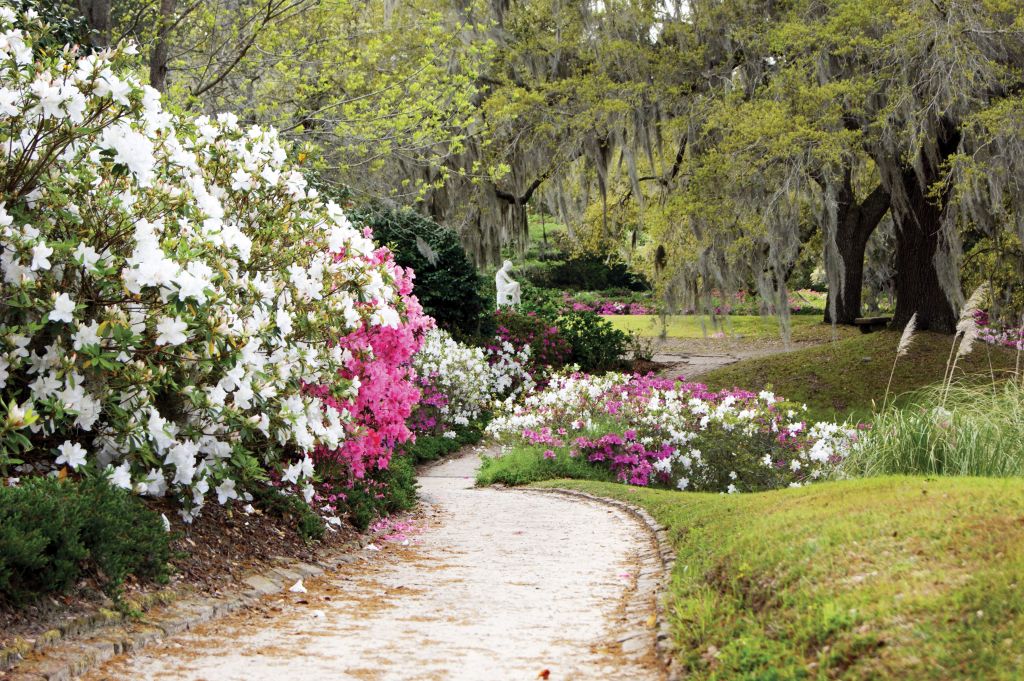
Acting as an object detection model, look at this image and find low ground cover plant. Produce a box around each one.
[484,372,856,493]
[0,476,169,604]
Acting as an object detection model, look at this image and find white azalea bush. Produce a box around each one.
[409,328,534,436]
[0,10,417,520]
[486,372,859,493]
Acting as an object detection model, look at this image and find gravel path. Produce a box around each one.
[86,450,665,681]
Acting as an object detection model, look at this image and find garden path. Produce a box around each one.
[651,337,822,378]
[86,449,665,681]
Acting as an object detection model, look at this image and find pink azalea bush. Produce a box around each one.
[309,249,433,480]
[974,310,1024,350]
[487,372,858,493]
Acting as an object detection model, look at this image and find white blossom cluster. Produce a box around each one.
[0,10,409,520]
[412,329,535,431]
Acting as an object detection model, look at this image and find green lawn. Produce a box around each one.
[700,330,1019,423]
[536,476,1024,680]
[606,314,835,341]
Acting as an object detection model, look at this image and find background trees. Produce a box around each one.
[55,0,1024,332]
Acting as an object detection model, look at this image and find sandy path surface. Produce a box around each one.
[85,450,665,681]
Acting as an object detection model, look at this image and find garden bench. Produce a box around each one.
[854,316,892,333]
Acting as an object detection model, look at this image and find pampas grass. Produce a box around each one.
[943,284,988,405]
[882,313,916,411]
[841,380,1024,478]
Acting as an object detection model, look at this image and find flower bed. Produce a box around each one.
[486,372,857,493]
[974,310,1024,350]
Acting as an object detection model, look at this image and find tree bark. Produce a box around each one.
[889,122,962,334]
[77,0,112,47]
[892,172,958,333]
[149,0,177,92]
[824,177,891,325]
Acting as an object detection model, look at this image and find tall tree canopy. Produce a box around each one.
[59,0,1024,332]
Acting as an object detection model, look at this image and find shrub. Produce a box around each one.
[486,372,857,493]
[337,455,419,531]
[351,205,483,336]
[519,281,565,320]
[840,382,1024,478]
[492,309,571,375]
[0,476,169,603]
[523,255,649,291]
[556,311,629,372]
[0,14,424,520]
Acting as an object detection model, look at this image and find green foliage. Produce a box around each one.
[842,382,1024,478]
[542,476,1024,680]
[343,456,418,532]
[0,477,169,604]
[518,281,564,320]
[524,255,649,292]
[403,418,488,465]
[476,447,615,487]
[352,205,483,335]
[556,311,628,372]
[247,485,325,542]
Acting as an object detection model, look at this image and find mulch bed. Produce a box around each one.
[0,498,360,653]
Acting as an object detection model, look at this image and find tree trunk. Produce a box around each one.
[149,0,177,92]
[77,0,111,48]
[823,175,891,325]
[889,121,961,334]
[892,175,958,333]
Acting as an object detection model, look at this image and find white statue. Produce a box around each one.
[495,259,521,307]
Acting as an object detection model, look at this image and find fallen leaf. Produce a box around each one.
[537,670,551,679]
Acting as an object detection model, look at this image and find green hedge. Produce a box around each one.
[0,476,170,604]
[352,205,484,336]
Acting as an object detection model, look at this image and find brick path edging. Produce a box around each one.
[3,535,374,681]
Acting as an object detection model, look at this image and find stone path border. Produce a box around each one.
[3,536,374,681]
[516,487,681,681]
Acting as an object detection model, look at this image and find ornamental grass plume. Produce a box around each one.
[944,284,989,404]
[882,313,917,411]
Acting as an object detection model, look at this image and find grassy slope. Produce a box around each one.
[700,330,1019,422]
[606,314,828,340]
[537,477,1024,680]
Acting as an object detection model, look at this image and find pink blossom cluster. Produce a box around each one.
[573,431,676,486]
[310,248,434,480]
[974,310,1024,350]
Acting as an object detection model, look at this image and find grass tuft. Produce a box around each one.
[476,447,615,487]
[842,381,1024,477]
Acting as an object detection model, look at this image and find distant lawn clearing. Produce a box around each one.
[537,476,1024,680]
[700,330,1019,422]
[605,314,829,341]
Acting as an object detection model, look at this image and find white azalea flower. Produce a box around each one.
[155,316,188,345]
[50,293,75,323]
[55,440,87,469]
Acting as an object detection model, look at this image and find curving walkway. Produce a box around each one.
[86,450,665,681]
